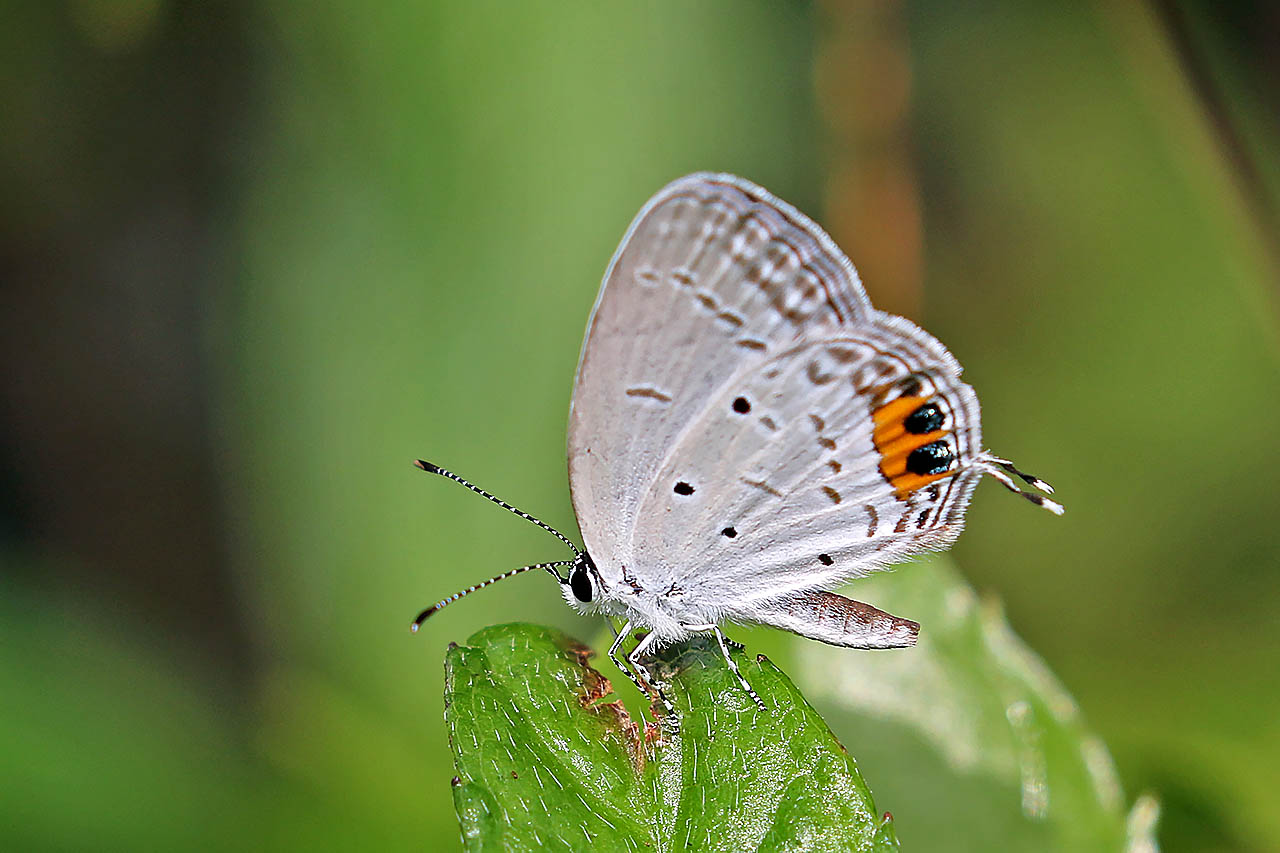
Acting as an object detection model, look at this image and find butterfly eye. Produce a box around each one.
[731,396,751,414]
[569,563,594,603]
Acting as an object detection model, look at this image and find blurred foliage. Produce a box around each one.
[445,623,899,852]
[800,556,1157,852]
[1,1,1277,851]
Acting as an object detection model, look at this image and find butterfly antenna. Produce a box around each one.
[983,454,1056,494]
[414,460,580,554]
[410,560,573,632]
[978,453,1064,515]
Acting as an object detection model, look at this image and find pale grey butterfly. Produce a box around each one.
[412,173,1060,714]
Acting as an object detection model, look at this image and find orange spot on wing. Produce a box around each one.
[887,469,954,498]
[872,394,955,498]
[872,395,922,440]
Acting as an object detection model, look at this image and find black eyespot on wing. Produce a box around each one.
[674,481,695,496]
[721,526,737,538]
[569,565,593,602]
[904,401,945,434]
[818,553,834,566]
[906,441,955,475]
[732,396,751,414]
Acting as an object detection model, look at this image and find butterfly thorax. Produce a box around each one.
[559,550,714,644]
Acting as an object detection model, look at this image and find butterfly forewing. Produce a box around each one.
[568,174,874,571]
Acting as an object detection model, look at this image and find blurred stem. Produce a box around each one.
[1097,0,1280,357]
[814,0,923,319]
[1151,0,1280,261]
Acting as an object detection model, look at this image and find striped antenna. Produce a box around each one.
[410,560,572,632]
[415,460,580,554]
[979,453,1064,515]
[984,454,1056,495]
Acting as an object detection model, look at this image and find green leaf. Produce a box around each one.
[444,624,900,852]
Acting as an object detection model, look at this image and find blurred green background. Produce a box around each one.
[2,1,1277,850]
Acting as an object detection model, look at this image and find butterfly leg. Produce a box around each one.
[683,623,767,713]
[679,620,744,650]
[607,620,648,695]
[608,621,678,722]
[626,631,678,721]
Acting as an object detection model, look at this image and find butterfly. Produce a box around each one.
[412,173,1060,714]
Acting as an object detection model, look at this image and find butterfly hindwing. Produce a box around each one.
[631,318,984,617]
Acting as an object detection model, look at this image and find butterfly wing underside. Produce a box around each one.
[568,173,984,636]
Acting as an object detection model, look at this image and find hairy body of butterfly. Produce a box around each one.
[414,174,1059,716]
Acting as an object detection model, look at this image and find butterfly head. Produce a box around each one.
[561,551,606,613]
